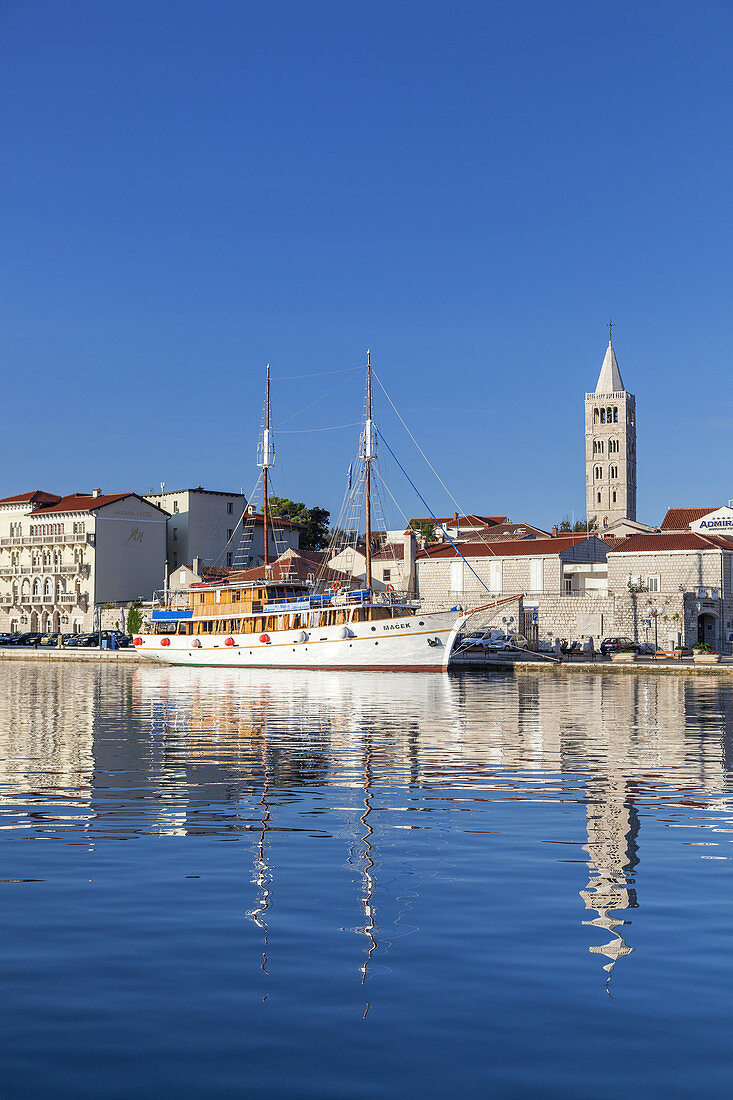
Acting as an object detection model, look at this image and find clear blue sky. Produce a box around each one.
[1,0,731,529]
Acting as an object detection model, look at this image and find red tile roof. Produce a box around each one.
[409,514,507,530]
[0,490,61,505]
[249,512,303,529]
[417,536,600,559]
[610,532,733,553]
[31,492,148,514]
[221,557,351,586]
[464,521,550,541]
[659,507,719,530]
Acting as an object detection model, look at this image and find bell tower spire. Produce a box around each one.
[585,327,637,528]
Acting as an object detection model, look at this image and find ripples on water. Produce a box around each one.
[0,661,732,1097]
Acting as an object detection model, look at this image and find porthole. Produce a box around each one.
[419,621,424,626]
[375,641,379,645]
[371,626,376,632]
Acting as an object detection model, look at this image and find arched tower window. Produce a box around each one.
[613,407,618,422]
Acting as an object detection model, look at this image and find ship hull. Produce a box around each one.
[136,608,462,671]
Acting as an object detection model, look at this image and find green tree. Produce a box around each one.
[268,497,331,551]
[410,520,436,541]
[126,600,143,634]
[557,514,597,533]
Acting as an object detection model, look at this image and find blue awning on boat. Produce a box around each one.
[151,609,193,621]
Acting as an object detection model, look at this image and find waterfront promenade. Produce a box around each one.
[3,646,733,675]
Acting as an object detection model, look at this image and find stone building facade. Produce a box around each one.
[585,335,637,527]
[606,530,733,652]
[416,536,609,611]
[0,489,169,634]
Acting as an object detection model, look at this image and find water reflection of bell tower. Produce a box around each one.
[580,776,639,979]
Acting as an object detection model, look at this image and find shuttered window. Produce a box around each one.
[529,559,544,593]
[450,561,464,594]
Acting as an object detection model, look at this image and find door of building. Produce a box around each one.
[697,613,717,646]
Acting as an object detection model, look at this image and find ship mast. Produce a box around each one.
[258,363,275,575]
[365,350,373,589]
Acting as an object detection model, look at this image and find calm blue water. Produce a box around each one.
[0,661,732,1097]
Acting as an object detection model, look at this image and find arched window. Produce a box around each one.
[600,409,606,424]
[613,407,618,422]
[597,492,602,503]
[612,491,617,503]
[43,578,52,600]
[607,406,612,422]
[594,408,599,424]
[32,578,41,599]
[11,582,19,604]
[21,579,30,601]
[594,466,603,479]
[610,465,618,479]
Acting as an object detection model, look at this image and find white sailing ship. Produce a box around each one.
[134,355,469,671]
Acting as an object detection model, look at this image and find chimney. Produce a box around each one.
[192,556,201,577]
[92,488,101,498]
[453,512,458,521]
[552,525,558,537]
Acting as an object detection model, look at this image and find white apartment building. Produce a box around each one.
[142,488,248,570]
[142,487,301,571]
[0,489,169,634]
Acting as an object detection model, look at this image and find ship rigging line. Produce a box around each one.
[375,428,493,597]
[276,421,362,433]
[372,370,466,518]
[272,367,363,381]
[276,369,361,427]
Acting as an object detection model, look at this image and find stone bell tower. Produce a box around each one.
[585,326,637,528]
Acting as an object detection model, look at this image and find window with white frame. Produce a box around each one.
[647,574,660,593]
[450,560,464,594]
[529,559,543,594]
[489,559,502,593]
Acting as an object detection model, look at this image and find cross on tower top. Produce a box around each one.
[607,318,614,345]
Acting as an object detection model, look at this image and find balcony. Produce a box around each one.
[0,533,94,548]
[0,563,90,577]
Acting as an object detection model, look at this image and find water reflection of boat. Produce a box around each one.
[2,663,733,993]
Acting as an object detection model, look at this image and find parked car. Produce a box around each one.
[39,633,62,647]
[459,630,506,650]
[600,636,642,656]
[62,633,82,646]
[0,633,15,645]
[504,633,530,651]
[5,633,43,647]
